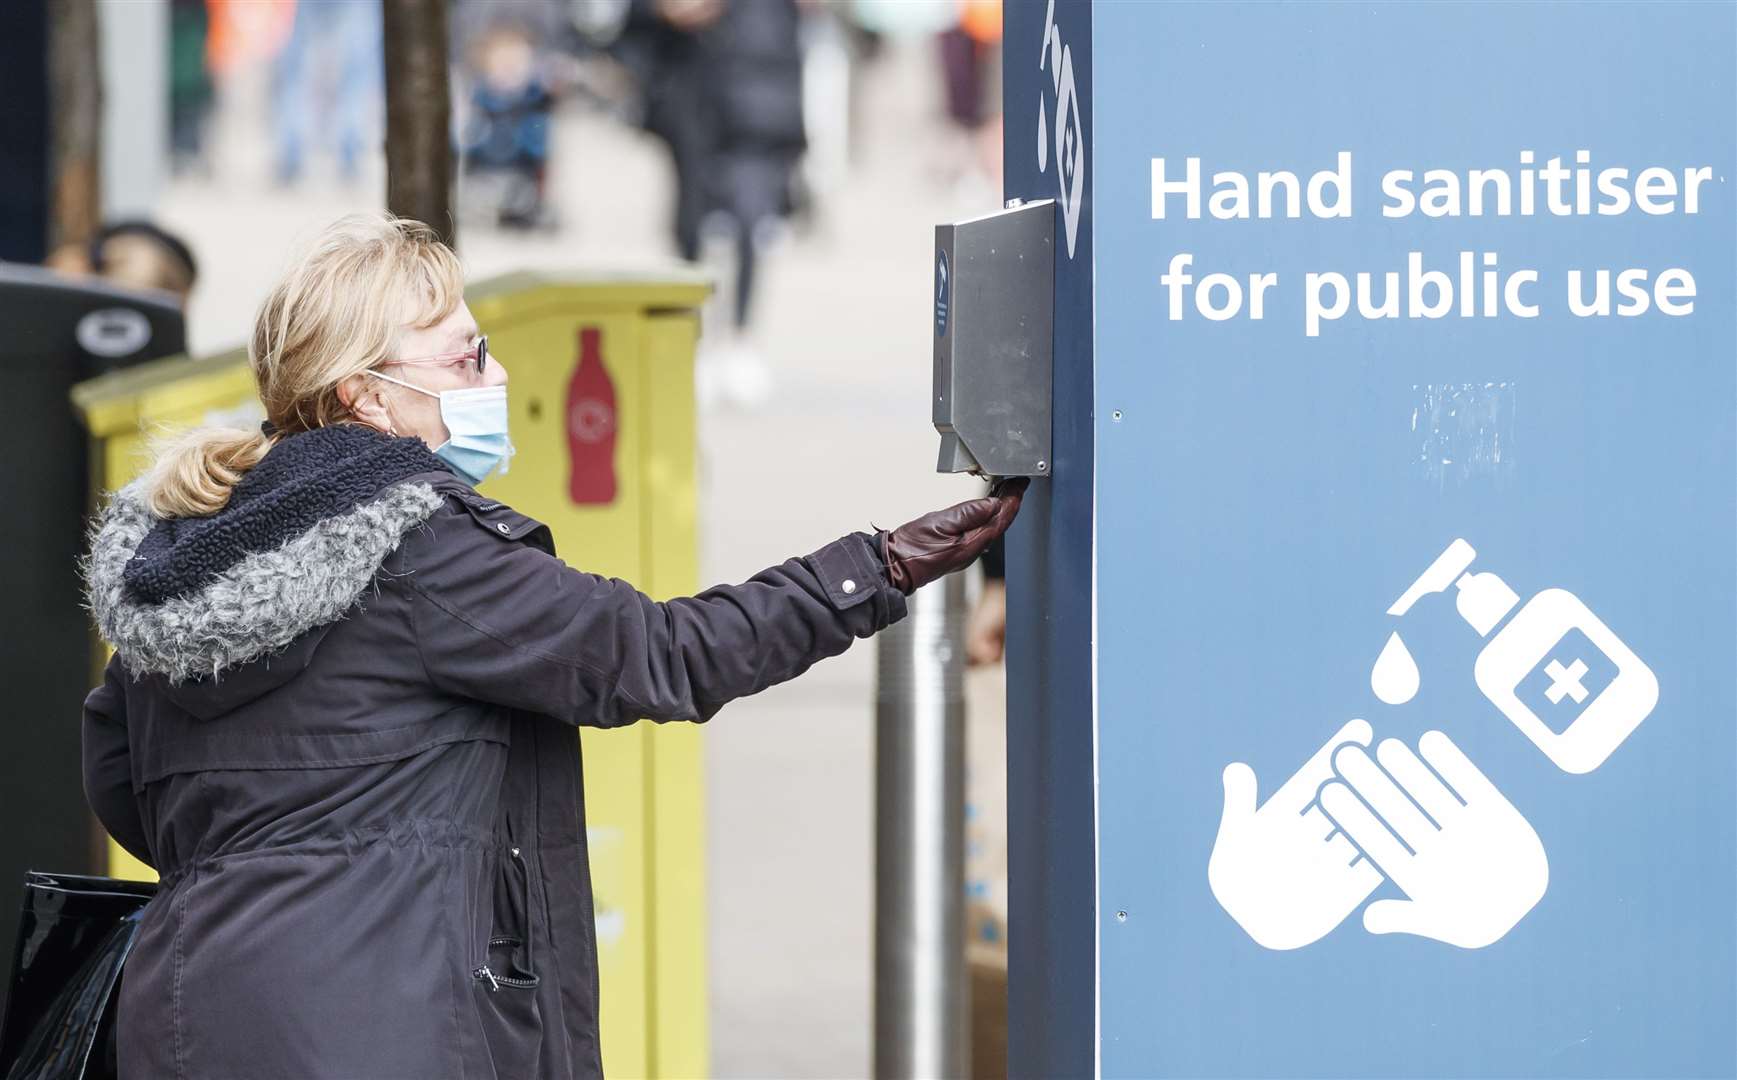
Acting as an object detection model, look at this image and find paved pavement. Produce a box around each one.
[163,38,995,1078]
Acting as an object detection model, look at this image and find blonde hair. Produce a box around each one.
[143,214,464,519]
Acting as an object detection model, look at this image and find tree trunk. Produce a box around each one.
[382,0,454,247]
[48,0,102,252]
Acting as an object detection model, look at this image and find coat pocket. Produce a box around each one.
[475,845,539,991]
[472,845,543,1078]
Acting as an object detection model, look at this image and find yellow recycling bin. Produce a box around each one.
[71,271,712,1080]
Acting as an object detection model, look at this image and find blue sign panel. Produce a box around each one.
[1003,0,1097,1076]
[1091,3,1735,1076]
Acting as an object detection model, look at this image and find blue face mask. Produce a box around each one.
[370,372,516,485]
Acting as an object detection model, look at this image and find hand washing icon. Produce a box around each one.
[1320,732,1548,949]
[1208,720,1382,951]
[1210,723,1548,951]
[1210,538,1657,952]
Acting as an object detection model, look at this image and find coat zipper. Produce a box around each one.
[472,964,538,991]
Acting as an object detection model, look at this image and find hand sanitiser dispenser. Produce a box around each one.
[1388,538,1659,775]
[933,199,1055,478]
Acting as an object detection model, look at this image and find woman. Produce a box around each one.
[81,214,1023,1079]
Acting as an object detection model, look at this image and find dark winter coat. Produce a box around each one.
[81,425,905,1079]
[619,0,806,154]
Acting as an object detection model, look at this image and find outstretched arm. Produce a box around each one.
[392,481,1024,728]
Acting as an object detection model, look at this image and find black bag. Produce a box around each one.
[0,872,157,1080]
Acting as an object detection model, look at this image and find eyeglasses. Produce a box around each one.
[382,335,488,376]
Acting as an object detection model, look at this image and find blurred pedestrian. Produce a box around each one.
[966,534,1007,666]
[169,0,215,175]
[206,0,296,79]
[45,219,200,312]
[938,0,1002,201]
[79,213,1025,1079]
[615,0,807,406]
[454,11,562,230]
[273,0,383,185]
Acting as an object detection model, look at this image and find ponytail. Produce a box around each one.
[142,425,279,518]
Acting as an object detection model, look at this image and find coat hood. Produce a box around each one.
[84,425,453,689]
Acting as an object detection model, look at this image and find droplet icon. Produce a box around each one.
[1371,631,1420,705]
[1037,98,1049,172]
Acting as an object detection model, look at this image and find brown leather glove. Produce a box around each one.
[880,478,1029,595]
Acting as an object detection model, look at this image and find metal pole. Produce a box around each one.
[875,574,967,1079]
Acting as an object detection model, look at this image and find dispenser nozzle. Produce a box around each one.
[1388,538,1477,617]
[936,432,982,474]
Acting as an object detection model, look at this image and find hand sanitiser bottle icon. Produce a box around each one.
[1388,539,1659,774]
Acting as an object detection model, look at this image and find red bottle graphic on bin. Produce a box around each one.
[566,327,617,505]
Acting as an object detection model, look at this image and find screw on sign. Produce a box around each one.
[567,327,618,505]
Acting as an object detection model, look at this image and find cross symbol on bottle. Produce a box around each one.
[1543,658,1591,705]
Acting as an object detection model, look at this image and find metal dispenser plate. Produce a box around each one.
[932,200,1055,477]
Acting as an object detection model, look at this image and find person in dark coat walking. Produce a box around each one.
[614,0,808,405]
[616,0,806,319]
[80,214,1023,1079]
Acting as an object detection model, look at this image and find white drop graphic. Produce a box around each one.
[1371,631,1420,705]
[1037,98,1049,171]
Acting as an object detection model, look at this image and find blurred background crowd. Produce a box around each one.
[60,0,1006,403]
[4,1,1012,1075]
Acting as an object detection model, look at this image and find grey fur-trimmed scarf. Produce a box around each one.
[83,429,453,685]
